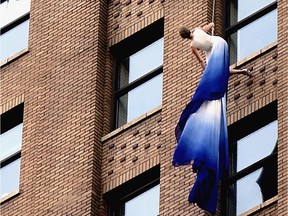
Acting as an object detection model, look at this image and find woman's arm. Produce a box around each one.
[191,46,206,70]
[202,22,214,33]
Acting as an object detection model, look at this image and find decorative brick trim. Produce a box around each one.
[103,155,160,193]
[101,106,161,142]
[0,94,25,115]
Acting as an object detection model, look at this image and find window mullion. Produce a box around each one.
[224,152,277,185]
[0,151,21,168]
[115,66,162,98]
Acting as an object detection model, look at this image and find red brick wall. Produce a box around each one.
[275,0,288,215]
[1,0,107,215]
[227,46,278,124]
[101,110,162,204]
[159,0,218,215]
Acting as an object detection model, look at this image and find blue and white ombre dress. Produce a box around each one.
[172,28,229,214]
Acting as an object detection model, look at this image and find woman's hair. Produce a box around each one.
[178,26,191,39]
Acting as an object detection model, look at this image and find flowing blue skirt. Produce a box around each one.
[172,36,229,214]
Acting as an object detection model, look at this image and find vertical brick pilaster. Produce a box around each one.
[276,0,288,215]
[160,0,210,215]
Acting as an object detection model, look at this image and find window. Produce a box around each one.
[110,19,164,128]
[0,103,24,199]
[124,184,160,216]
[105,165,160,216]
[0,0,31,62]
[223,102,277,215]
[226,0,277,63]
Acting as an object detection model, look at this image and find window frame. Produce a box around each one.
[0,103,24,200]
[225,1,277,63]
[222,101,278,215]
[104,165,160,216]
[1,13,30,35]
[110,19,164,129]
[0,0,30,62]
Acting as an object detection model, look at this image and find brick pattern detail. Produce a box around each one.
[0,94,24,114]
[159,0,214,215]
[1,0,108,215]
[227,47,278,125]
[101,111,162,193]
[107,0,164,46]
[275,0,288,215]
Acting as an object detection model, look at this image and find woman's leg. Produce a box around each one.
[229,68,252,77]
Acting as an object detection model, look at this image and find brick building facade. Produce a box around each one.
[1,0,287,215]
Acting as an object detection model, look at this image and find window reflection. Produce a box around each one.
[227,118,278,215]
[236,169,263,215]
[117,38,164,89]
[127,74,162,122]
[124,184,160,216]
[129,38,164,83]
[0,19,30,62]
[115,36,164,128]
[237,121,277,171]
[235,143,277,216]
[229,10,277,62]
[0,0,31,62]
[0,0,31,28]
[227,0,277,63]
[0,104,24,199]
[0,158,21,198]
[229,0,275,25]
[0,124,23,161]
[117,74,162,126]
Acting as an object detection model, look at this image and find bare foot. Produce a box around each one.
[242,69,252,77]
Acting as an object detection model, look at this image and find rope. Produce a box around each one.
[211,0,216,36]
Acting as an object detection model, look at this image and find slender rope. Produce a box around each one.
[211,0,216,36]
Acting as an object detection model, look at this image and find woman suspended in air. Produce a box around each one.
[172,22,251,214]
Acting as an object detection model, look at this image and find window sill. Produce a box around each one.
[230,41,277,69]
[101,105,162,142]
[240,195,278,216]
[0,189,20,204]
[0,48,29,68]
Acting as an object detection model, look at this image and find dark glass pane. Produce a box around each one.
[117,94,128,128]
[117,58,129,89]
[256,143,277,202]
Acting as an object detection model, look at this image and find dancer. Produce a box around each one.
[172,23,251,214]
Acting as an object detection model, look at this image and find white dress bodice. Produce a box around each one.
[190,28,213,52]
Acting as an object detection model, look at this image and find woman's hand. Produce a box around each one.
[191,47,206,70]
[200,60,206,70]
[203,22,215,32]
